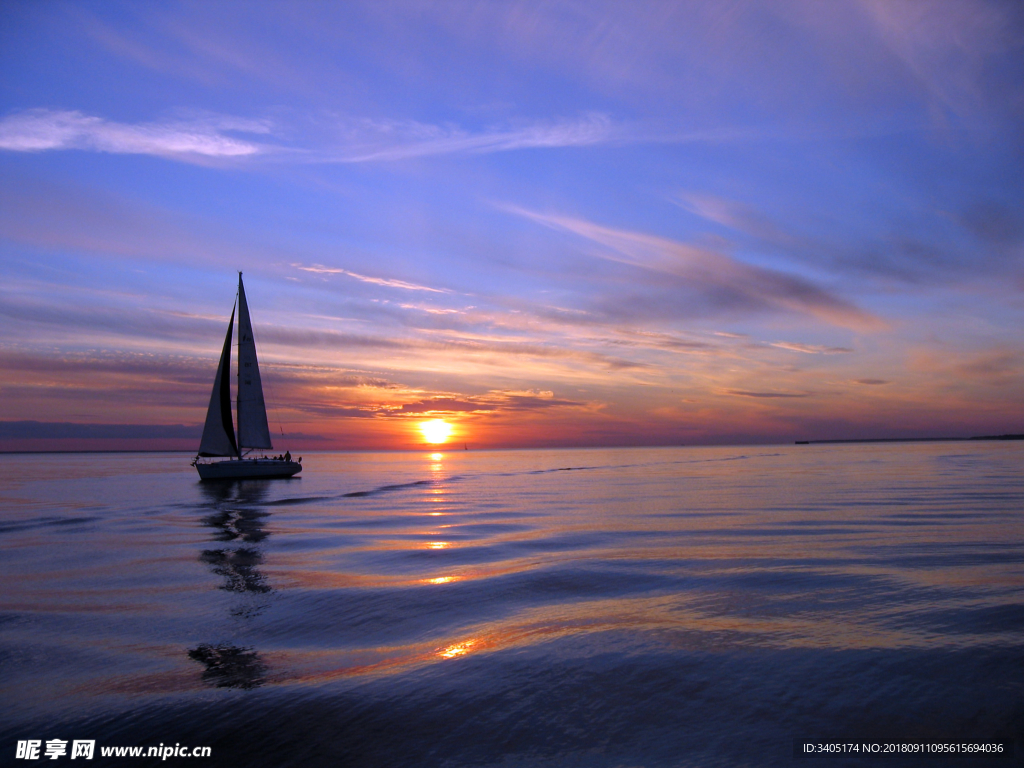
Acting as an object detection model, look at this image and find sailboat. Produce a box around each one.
[192,274,301,480]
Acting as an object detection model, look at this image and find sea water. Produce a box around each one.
[0,443,1022,767]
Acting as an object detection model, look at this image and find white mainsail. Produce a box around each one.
[236,274,273,450]
[198,305,239,457]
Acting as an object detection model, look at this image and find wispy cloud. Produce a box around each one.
[858,0,1019,125]
[607,329,720,354]
[0,108,623,163]
[0,106,759,167]
[503,205,887,331]
[0,109,269,158]
[395,389,585,415]
[260,325,647,371]
[291,263,451,293]
[769,342,854,354]
[675,192,793,243]
[399,304,464,315]
[726,389,812,399]
[322,112,616,162]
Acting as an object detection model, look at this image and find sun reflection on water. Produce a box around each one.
[439,640,475,659]
[424,576,458,584]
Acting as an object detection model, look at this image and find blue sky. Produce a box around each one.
[1,0,1022,450]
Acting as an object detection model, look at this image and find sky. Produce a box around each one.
[1,0,1022,452]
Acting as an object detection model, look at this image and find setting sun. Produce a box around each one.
[419,419,452,444]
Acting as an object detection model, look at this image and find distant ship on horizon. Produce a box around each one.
[191,273,301,480]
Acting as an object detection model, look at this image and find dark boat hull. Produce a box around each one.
[195,458,301,480]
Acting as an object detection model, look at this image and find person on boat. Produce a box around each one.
[284,451,291,462]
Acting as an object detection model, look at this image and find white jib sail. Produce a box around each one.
[236,274,273,450]
[198,305,239,457]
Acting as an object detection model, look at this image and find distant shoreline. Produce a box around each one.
[795,434,1024,445]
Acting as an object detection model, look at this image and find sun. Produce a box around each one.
[419,419,452,444]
